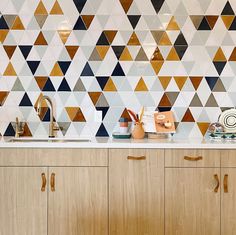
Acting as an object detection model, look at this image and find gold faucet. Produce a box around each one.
[37,96,59,138]
[15,117,25,138]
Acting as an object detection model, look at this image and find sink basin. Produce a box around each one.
[8,138,91,143]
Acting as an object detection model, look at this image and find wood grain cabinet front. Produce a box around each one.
[109,149,164,235]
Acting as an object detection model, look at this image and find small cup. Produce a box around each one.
[119,118,128,134]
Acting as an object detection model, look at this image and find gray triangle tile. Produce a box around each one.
[11,77,24,91]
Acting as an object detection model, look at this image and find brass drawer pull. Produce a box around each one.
[41,173,46,192]
[224,174,228,193]
[214,174,220,193]
[127,156,146,160]
[184,156,203,161]
[50,173,55,192]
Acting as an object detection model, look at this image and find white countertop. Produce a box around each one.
[1,137,236,149]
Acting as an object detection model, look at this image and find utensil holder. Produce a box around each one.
[132,122,145,139]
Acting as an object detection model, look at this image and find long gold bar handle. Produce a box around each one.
[127,156,146,160]
[50,173,55,192]
[41,173,46,192]
[224,174,228,193]
[184,156,203,161]
[214,174,220,193]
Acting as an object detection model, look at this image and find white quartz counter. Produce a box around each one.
[0,137,236,149]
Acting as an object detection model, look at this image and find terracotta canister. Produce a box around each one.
[132,122,145,139]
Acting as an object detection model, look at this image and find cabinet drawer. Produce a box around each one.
[0,148,108,166]
[165,149,220,167]
[221,150,236,167]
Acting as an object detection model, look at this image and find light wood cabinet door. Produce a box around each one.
[0,167,47,235]
[48,167,108,235]
[109,149,164,235]
[221,168,236,235]
[165,168,220,235]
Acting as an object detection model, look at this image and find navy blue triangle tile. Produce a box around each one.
[42,109,50,122]
[0,16,9,29]
[221,1,235,15]
[156,107,172,112]
[96,107,109,120]
[96,76,110,90]
[27,61,40,75]
[43,78,56,92]
[198,17,211,30]
[19,46,32,59]
[81,62,94,76]
[112,46,125,59]
[96,123,109,137]
[19,93,33,106]
[112,63,125,76]
[73,0,87,13]
[96,32,110,45]
[151,0,165,14]
[128,15,141,29]
[4,123,15,136]
[205,77,219,90]
[174,32,188,46]
[213,62,226,75]
[58,78,71,91]
[229,17,236,30]
[174,46,187,60]
[58,61,71,75]
[73,17,86,30]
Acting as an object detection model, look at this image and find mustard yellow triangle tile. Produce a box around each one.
[104,31,117,44]
[3,63,17,76]
[221,16,235,29]
[166,47,180,61]
[159,76,171,89]
[229,48,236,61]
[151,61,164,75]
[104,78,117,91]
[50,63,63,76]
[174,76,188,90]
[0,30,9,43]
[65,107,77,121]
[159,32,172,45]
[213,48,227,62]
[66,107,86,122]
[166,16,180,30]
[120,47,133,61]
[96,46,109,60]
[81,15,95,29]
[197,122,210,136]
[34,1,48,15]
[151,47,164,61]
[50,1,63,15]
[11,16,25,30]
[128,32,141,46]
[58,30,71,44]
[119,0,133,13]
[135,77,148,91]
[34,32,48,45]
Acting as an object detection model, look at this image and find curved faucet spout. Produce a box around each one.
[37,96,59,138]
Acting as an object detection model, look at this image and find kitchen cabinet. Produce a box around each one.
[109,149,164,235]
[0,167,47,235]
[221,168,236,235]
[48,167,108,235]
[165,168,221,235]
[0,149,108,235]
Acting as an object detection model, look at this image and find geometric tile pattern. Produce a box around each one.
[1,0,236,138]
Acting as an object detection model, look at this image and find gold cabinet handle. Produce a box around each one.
[127,156,146,160]
[184,156,203,161]
[214,174,220,193]
[224,174,228,193]
[50,173,55,192]
[41,173,46,192]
